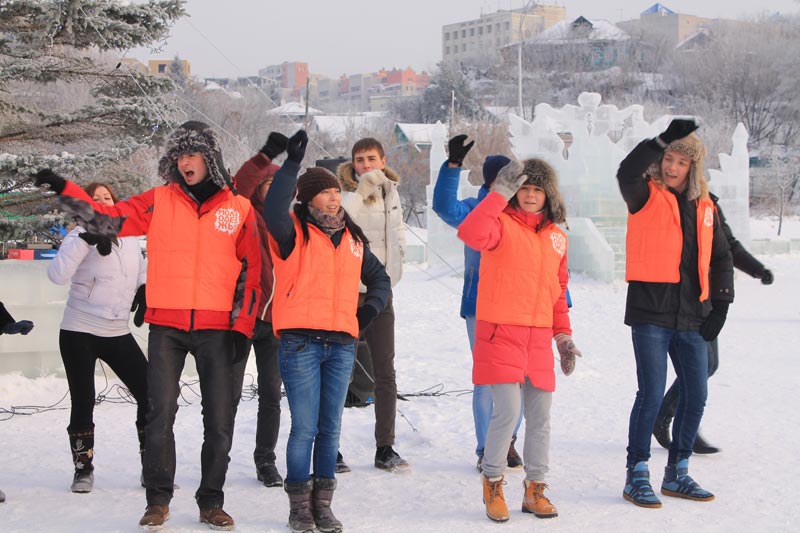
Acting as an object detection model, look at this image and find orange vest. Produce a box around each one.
[146,186,251,311]
[626,181,715,301]
[476,214,566,327]
[269,215,363,338]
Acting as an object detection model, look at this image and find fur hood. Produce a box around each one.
[157,121,232,190]
[646,132,709,201]
[516,158,567,225]
[336,161,401,193]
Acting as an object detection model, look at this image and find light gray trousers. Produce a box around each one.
[482,379,552,481]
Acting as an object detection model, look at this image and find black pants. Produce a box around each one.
[252,320,282,466]
[59,329,148,434]
[142,325,236,509]
[658,338,720,422]
[359,294,397,448]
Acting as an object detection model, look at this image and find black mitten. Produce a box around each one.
[79,232,113,256]
[130,284,147,327]
[33,169,67,194]
[447,134,475,166]
[2,320,34,335]
[699,301,729,341]
[261,132,289,160]
[760,269,774,285]
[356,305,378,333]
[286,130,309,164]
[659,118,699,146]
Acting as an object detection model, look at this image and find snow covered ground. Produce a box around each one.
[1,248,799,531]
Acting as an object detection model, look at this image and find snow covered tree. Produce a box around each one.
[0,0,186,239]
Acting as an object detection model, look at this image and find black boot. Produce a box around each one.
[692,432,720,454]
[285,480,315,532]
[312,477,343,533]
[652,417,671,450]
[68,430,94,493]
[137,425,146,488]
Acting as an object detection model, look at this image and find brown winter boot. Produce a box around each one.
[482,475,509,522]
[68,430,94,493]
[199,507,235,530]
[285,480,315,532]
[312,477,343,532]
[522,480,558,518]
[507,436,523,468]
[138,504,170,528]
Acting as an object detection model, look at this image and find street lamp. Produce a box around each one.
[518,1,537,120]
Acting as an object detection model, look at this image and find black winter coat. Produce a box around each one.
[710,193,768,279]
[617,140,734,331]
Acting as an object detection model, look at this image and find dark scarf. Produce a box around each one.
[186,177,221,205]
[308,205,345,238]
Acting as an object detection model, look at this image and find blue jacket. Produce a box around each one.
[432,161,488,318]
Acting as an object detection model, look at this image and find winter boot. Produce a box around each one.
[507,436,523,469]
[623,461,662,508]
[476,454,483,473]
[521,480,558,518]
[311,477,343,533]
[334,451,350,474]
[285,480,316,533]
[692,432,720,455]
[375,445,409,471]
[661,459,715,501]
[653,417,672,450]
[69,430,95,493]
[138,426,146,488]
[482,475,509,522]
[257,462,284,488]
[199,507,235,530]
[138,504,170,529]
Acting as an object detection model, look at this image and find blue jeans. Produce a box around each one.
[279,333,356,483]
[626,323,708,467]
[466,316,523,457]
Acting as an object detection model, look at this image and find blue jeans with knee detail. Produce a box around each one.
[279,333,356,483]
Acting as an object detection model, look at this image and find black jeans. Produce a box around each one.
[658,338,719,422]
[59,329,148,434]
[142,325,236,509]
[360,294,397,448]
[252,320,282,466]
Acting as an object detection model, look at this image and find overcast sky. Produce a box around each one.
[132,0,799,78]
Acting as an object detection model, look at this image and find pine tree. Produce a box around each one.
[0,0,186,239]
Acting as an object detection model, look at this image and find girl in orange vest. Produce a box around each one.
[617,119,734,509]
[263,131,391,533]
[457,158,581,524]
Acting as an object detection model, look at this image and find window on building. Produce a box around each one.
[445,32,450,40]
[505,21,510,31]
[478,26,483,35]
[487,25,492,33]
[462,29,466,38]
[470,28,475,36]
[158,64,166,73]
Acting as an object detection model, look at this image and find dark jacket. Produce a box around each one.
[710,193,769,279]
[263,160,391,344]
[617,139,734,330]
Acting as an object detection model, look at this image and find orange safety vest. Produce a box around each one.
[626,181,715,301]
[476,213,567,327]
[269,215,363,338]
[146,186,251,311]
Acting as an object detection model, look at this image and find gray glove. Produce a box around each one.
[490,160,527,201]
[357,169,388,198]
[555,333,582,376]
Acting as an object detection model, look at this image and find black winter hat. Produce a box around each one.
[296,167,341,204]
[482,155,511,187]
[158,121,233,190]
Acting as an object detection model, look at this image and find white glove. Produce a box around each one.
[554,333,582,376]
[490,160,527,200]
[357,169,387,200]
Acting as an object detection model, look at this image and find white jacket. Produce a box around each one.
[337,163,405,288]
[48,227,146,321]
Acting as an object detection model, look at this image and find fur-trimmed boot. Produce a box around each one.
[69,430,94,493]
[285,480,316,533]
[311,477,343,533]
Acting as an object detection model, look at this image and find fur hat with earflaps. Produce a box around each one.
[515,158,567,224]
[157,121,233,190]
[647,132,709,201]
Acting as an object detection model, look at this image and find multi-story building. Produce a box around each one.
[442,4,566,67]
[258,61,309,98]
[147,58,190,77]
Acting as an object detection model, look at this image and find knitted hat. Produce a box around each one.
[519,158,566,224]
[296,167,341,204]
[482,155,511,187]
[648,132,709,201]
[158,121,232,190]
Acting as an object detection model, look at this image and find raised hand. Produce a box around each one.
[261,131,289,160]
[491,160,527,201]
[659,118,699,145]
[286,130,309,164]
[33,169,67,194]
[448,134,475,167]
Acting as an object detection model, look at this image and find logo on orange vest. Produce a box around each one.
[215,207,241,235]
[348,234,364,258]
[703,206,714,227]
[550,232,566,257]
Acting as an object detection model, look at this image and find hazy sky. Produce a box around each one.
[132,0,799,78]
